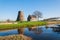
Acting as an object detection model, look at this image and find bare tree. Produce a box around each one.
[33,11,42,21]
[6,19,10,22]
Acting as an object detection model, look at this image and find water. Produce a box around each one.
[0,25,60,40]
[0,29,18,36]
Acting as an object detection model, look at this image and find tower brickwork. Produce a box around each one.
[16,11,24,21]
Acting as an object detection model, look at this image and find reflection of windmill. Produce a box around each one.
[16,11,24,21]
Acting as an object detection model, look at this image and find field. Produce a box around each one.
[0,21,46,30]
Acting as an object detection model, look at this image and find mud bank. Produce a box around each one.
[0,34,32,40]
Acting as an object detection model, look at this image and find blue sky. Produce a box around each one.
[0,0,60,21]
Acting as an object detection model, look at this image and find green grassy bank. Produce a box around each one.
[0,21,46,30]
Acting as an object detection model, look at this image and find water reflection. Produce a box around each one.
[0,29,18,36]
[24,25,60,40]
[28,27,43,34]
[18,28,24,34]
[0,25,60,40]
[50,25,60,33]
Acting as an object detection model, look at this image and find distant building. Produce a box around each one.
[0,19,17,25]
[16,11,24,21]
[27,15,37,21]
[43,17,60,21]
[0,21,17,25]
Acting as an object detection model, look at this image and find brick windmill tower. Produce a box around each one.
[16,11,24,21]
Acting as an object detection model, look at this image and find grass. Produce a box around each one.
[0,21,46,30]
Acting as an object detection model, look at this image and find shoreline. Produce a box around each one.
[0,34,32,40]
[0,29,17,32]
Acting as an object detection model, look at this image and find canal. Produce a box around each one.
[0,25,60,40]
